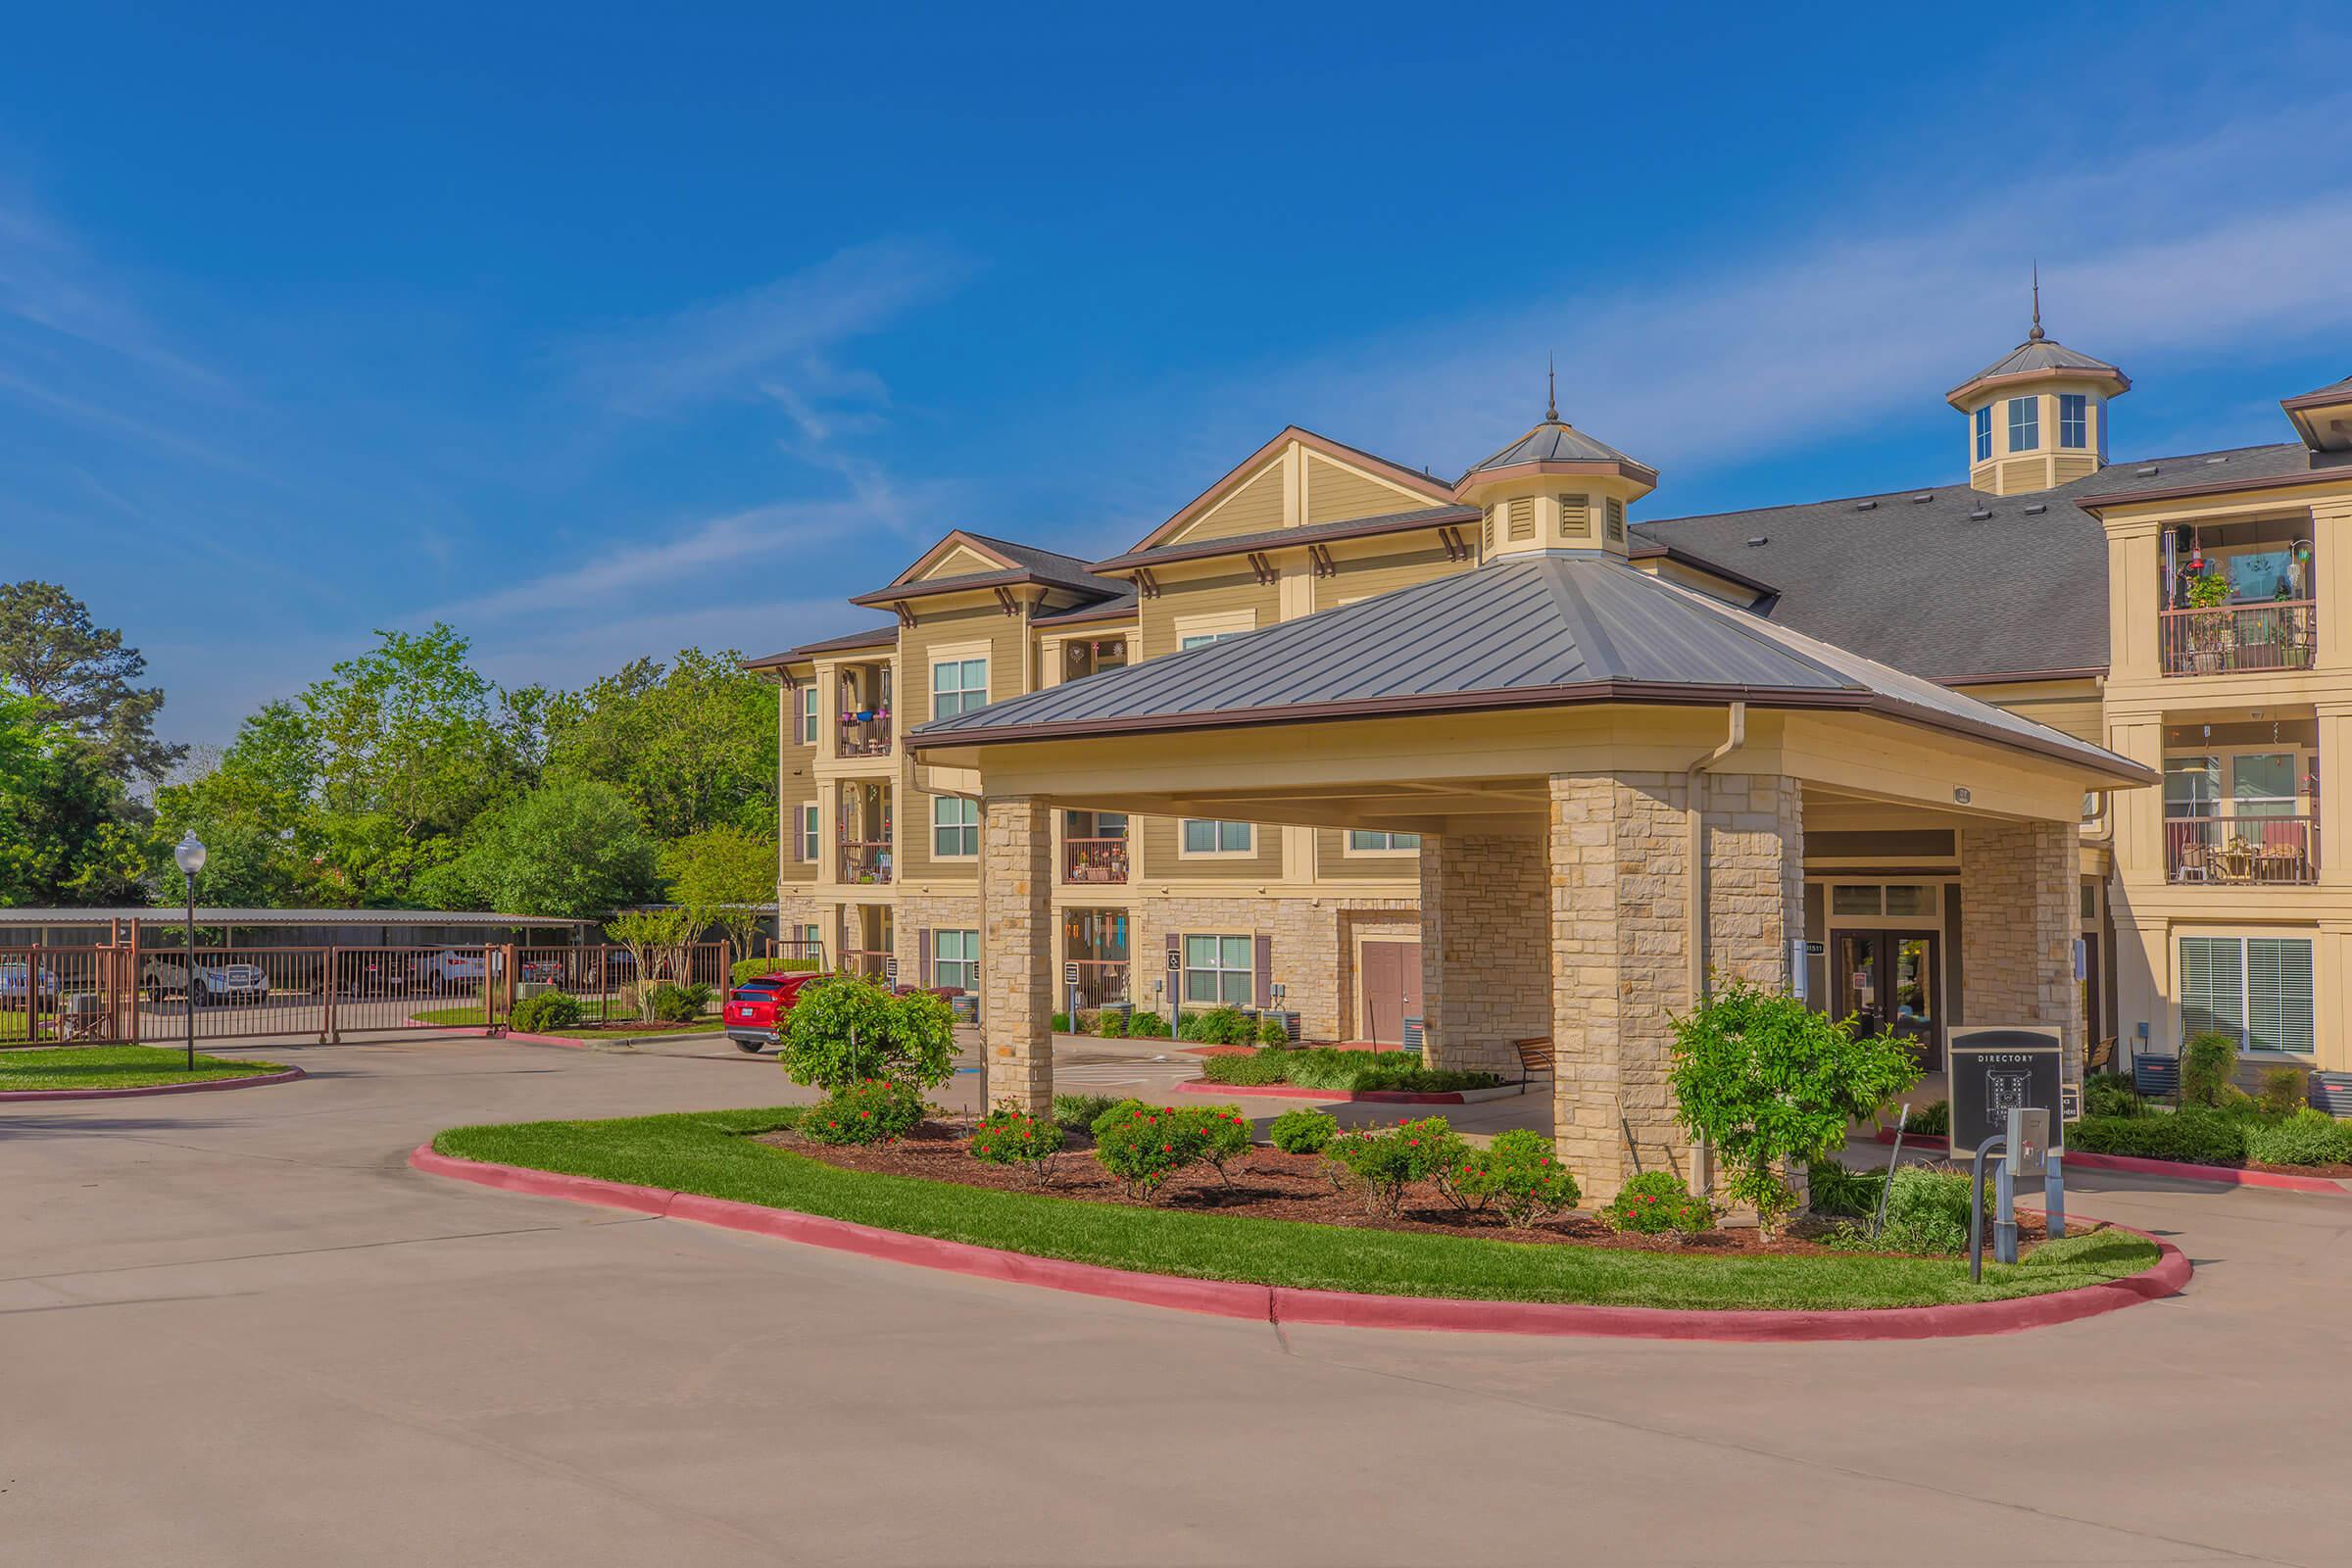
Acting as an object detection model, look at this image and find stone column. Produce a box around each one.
[981,796,1054,1113]
[1547,769,1801,1204]
[1418,832,1547,1077]
[1960,819,2086,1063]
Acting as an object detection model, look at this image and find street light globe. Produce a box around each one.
[173,831,208,877]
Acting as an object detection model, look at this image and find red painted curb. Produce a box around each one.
[1869,1127,2350,1195]
[411,1144,2190,1342]
[0,1066,305,1102]
[1176,1080,1468,1105]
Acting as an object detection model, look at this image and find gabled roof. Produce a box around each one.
[852,528,1126,609]
[1123,426,1453,555]
[743,624,900,669]
[1095,505,1479,572]
[1034,583,1140,626]
[1458,416,1654,487]
[2282,374,2352,452]
[907,553,2150,783]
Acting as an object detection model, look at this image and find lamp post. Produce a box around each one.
[172,832,207,1070]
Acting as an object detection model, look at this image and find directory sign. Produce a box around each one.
[1947,1026,2064,1155]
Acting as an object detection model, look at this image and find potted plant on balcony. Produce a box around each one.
[2183,567,2231,674]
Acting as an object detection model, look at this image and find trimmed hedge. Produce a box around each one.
[1197,1047,1502,1096]
[510,991,584,1034]
[2069,1106,2251,1165]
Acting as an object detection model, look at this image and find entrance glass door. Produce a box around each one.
[1835,930,1942,1070]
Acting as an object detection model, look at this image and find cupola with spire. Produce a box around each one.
[1947,268,2129,496]
[1454,360,1658,561]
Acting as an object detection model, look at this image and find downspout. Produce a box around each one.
[1685,701,1747,1007]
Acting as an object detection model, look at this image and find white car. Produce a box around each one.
[141,956,268,1005]
[0,961,59,1001]
[410,950,502,990]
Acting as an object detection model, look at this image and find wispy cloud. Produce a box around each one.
[0,187,228,391]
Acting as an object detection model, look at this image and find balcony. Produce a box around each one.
[1067,959,1131,1008]
[2159,602,2317,677]
[1064,837,1130,884]
[836,713,893,757]
[2165,813,2319,885]
[834,661,893,757]
[840,841,893,885]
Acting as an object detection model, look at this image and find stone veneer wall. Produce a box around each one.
[1420,833,1548,1076]
[980,798,1054,1113]
[1130,895,1417,1041]
[1545,769,1800,1203]
[893,893,983,986]
[1960,819,2084,1060]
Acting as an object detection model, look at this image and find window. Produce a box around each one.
[931,658,988,718]
[932,796,978,858]
[2181,935,2314,1054]
[2165,756,2221,816]
[2007,395,2038,453]
[1181,818,1252,855]
[797,685,818,744]
[1974,404,1992,463]
[796,804,819,862]
[2059,393,2088,449]
[2232,753,2298,820]
[1347,830,1422,853]
[1883,884,1935,917]
[1179,632,1235,651]
[933,929,979,991]
[1183,934,1253,1006]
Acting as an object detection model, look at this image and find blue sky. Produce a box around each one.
[4,3,2350,746]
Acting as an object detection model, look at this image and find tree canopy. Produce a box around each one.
[0,581,184,784]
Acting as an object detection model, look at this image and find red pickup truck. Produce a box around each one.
[724,971,821,1054]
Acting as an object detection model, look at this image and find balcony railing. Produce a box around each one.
[840,840,893,885]
[2166,814,2319,885]
[1063,836,1130,884]
[1065,959,1131,1009]
[2159,602,2317,677]
[841,949,893,979]
[837,714,893,757]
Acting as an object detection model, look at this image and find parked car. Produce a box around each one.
[409,950,502,991]
[723,971,820,1054]
[329,955,409,997]
[140,956,267,1005]
[0,960,60,1002]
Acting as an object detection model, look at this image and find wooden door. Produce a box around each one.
[1359,941,1424,1046]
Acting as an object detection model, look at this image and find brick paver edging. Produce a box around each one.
[0,1066,305,1102]
[411,1144,2191,1342]
[1870,1128,2351,1195]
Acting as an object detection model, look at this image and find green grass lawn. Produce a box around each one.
[433,1108,2162,1311]
[409,1002,725,1035]
[0,1044,290,1090]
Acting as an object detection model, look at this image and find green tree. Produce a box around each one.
[418,778,659,920]
[0,581,184,783]
[1667,978,1920,1240]
[0,695,152,905]
[660,823,777,969]
[150,701,319,907]
[779,974,957,1093]
[604,906,706,1020]
[543,648,776,840]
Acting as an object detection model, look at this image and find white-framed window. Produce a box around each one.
[1180,632,1236,651]
[797,684,819,744]
[931,657,988,718]
[1181,818,1253,856]
[932,796,978,858]
[1347,830,1422,854]
[2007,395,2038,453]
[2180,935,2314,1055]
[1173,611,1255,653]
[2058,393,2088,450]
[934,929,979,991]
[796,804,819,862]
[1974,404,1993,463]
[1183,934,1253,1005]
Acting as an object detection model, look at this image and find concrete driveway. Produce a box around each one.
[2,1033,2344,1567]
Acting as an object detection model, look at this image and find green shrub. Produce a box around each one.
[780,975,957,1093]
[1052,1093,1120,1135]
[1257,1015,1293,1047]
[1268,1106,1337,1153]
[2257,1066,2307,1116]
[1196,1047,1502,1095]
[2180,1031,2239,1107]
[968,1104,1066,1182]
[1177,1005,1257,1046]
[1094,1009,1128,1038]
[645,981,710,1023]
[509,991,584,1034]
[1904,1100,1950,1138]
[1199,1050,1288,1086]
[1089,1101,1250,1199]
[1869,1166,1988,1256]
[1599,1171,1714,1237]
[2083,1072,2140,1119]
[1667,980,1919,1238]
[1126,1009,1170,1039]
[1805,1160,1884,1221]
[1446,1129,1580,1228]
[800,1079,926,1146]
[2245,1106,2352,1167]
[1325,1116,1466,1215]
[731,956,818,986]
[2069,1105,2251,1165]
[1050,1011,1072,1034]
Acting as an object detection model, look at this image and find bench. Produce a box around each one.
[1512,1036,1555,1095]
[2085,1035,2116,1075]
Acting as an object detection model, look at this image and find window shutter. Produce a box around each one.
[2247,939,2314,1054]
[1481,508,1494,553]
[2179,937,2243,1047]
[1505,496,1536,541]
[1253,934,1272,1008]
[1557,494,1591,541]
[918,931,933,987]
[1605,496,1626,544]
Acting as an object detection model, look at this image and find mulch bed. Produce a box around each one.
[758,1119,2075,1259]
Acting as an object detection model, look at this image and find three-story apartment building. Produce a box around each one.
[750,321,2352,1075]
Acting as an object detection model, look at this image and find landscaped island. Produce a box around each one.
[0,1045,292,1091]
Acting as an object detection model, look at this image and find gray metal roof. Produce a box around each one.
[1636,443,2321,683]
[1951,335,2122,395]
[0,906,594,928]
[907,553,2147,780]
[1461,417,1647,478]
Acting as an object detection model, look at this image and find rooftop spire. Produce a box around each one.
[1545,354,1558,422]
[2029,262,2044,342]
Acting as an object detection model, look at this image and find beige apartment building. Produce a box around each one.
[751,321,2352,1083]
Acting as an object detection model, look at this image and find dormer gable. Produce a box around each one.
[1128,426,1453,554]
